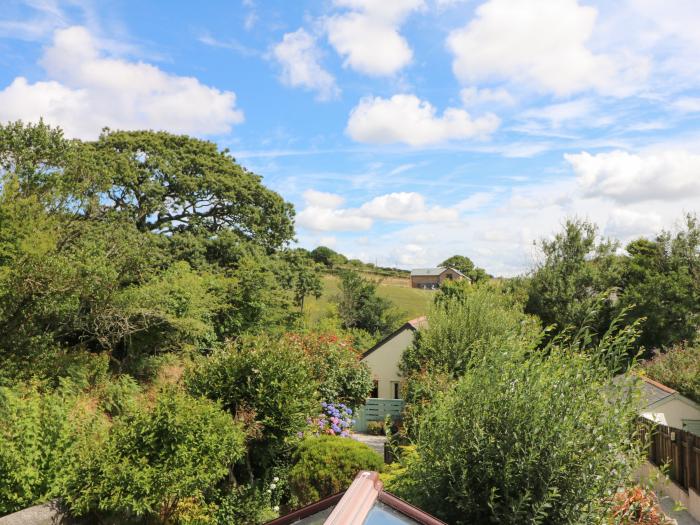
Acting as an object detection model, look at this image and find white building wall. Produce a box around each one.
[642,398,700,429]
[361,328,415,399]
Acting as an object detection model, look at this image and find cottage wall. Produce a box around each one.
[361,328,415,399]
[642,398,700,428]
[410,275,440,288]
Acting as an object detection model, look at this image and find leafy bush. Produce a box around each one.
[402,282,541,378]
[288,436,383,507]
[285,332,372,408]
[58,388,244,524]
[0,383,77,515]
[644,345,700,404]
[185,336,318,479]
[392,325,644,524]
[365,421,385,436]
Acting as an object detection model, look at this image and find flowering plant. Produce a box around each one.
[315,402,354,437]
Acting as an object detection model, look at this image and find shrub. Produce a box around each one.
[285,333,372,409]
[0,383,77,515]
[58,388,245,524]
[392,331,644,524]
[401,283,541,378]
[288,436,383,507]
[644,345,700,404]
[185,336,318,479]
[365,421,385,436]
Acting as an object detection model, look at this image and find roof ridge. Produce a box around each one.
[641,375,677,394]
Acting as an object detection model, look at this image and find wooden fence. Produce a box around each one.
[353,398,405,432]
[641,419,700,492]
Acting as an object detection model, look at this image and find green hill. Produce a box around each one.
[305,273,434,325]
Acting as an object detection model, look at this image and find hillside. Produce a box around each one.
[305,273,434,325]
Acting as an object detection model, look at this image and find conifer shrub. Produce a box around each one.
[288,436,383,507]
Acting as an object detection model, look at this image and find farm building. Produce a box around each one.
[410,267,466,289]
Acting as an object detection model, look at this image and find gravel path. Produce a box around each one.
[352,432,387,457]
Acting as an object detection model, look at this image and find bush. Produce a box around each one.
[392,329,644,524]
[284,333,372,409]
[185,336,318,479]
[0,383,77,515]
[401,283,541,378]
[58,387,245,524]
[365,421,385,436]
[288,436,383,507]
[644,345,700,404]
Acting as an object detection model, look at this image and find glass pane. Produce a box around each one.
[294,505,335,524]
[363,502,421,525]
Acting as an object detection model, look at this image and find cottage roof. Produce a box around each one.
[265,471,445,525]
[641,376,676,408]
[361,316,427,359]
[410,267,465,277]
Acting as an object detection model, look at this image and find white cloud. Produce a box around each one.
[673,97,700,113]
[360,192,459,222]
[460,87,515,107]
[272,28,339,100]
[325,0,424,76]
[302,189,346,209]
[296,189,459,231]
[446,0,647,96]
[567,149,700,203]
[346,94,500,146]
[0,26,243,139]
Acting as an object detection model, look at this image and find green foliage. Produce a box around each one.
[278,249,323,313]
[285,333,372,408]
[617,216,700,349]
[334,270,403,335]
[288,436,383,507]
[0,121,308,382]
[84,129,294,250]
[393,325,644,525]
[645,345,700,404]
[215,484,278,525]
[439,254,489,283]
[58,387,244,524]
[185,337,318,479]
[526,219,620,340]
[310,246,346,268]
[402,281,541,378]
[0,383,77,515]
[525,216,700,351]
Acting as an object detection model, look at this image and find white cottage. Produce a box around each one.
[360,316,426,399]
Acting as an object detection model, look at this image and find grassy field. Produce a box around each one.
[305,273,434,325]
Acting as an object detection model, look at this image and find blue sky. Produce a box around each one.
[2,0,700,275]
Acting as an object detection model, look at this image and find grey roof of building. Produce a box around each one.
[410,267,465,277]
[641,377,676,407]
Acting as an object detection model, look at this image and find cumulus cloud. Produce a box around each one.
[0,26,244,139]
[325,0,424,76]
[272,28,339,100]
[567,149,700,203]
[296,190,372,231]
[346,94,500,146]
[360,192,459,222]
[295,189,459,231]
[446,0,647,96]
